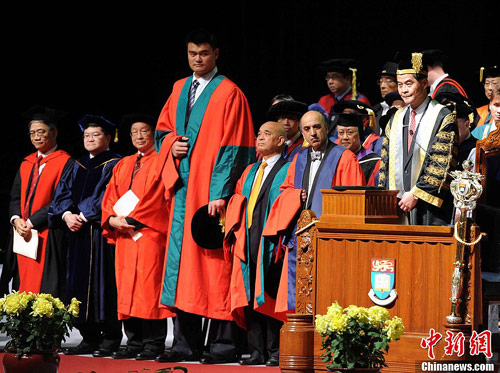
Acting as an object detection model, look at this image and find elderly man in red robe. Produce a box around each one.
[150,29,256,364]
[101,114,175,361]
[2,106,72,297]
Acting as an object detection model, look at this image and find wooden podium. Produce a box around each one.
[279,189,482,373]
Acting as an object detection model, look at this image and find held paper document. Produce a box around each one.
[112,189,142,242]
[13,227,39,260]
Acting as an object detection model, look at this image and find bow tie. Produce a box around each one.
[311,151,322,161]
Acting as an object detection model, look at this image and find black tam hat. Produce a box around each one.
[22,105,68,128]
[266,100,308,121]
[191,204,225,250]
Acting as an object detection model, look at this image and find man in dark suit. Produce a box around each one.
[225,121,290,366]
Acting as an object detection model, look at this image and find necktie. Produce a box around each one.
[188,79,200,112]
[408,109,416,152]
[23,156,43,219]
[129,153,143,189]
[247,161,267,227]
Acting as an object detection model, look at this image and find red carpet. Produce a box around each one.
[1,353,281,373]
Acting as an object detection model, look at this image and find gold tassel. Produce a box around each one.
[411,53,423,74]
[366,108,376,129]
[480,67,484,83]
[114,129,119,143]
[349,67,357,99]
[219,208,226,233]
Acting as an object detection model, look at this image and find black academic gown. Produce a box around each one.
[48,150,121,324]
[245,156,289,361]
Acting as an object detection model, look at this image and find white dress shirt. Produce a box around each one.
[192,66,218,104]
[429,73,449,96]
[250,153,281,194]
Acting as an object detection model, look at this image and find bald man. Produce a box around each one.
[225,121,290,366]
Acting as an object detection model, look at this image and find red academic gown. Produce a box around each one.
[264,145,365,313]
[12,150,71,294]
[318,92,371,115]
[152,75,256,320]
[102,151,174,320]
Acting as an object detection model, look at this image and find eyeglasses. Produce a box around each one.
[83,132,104,139]
[130,129,151,137]
[29,129,49,137]
[377,77,396,85]
[337,130,358,137]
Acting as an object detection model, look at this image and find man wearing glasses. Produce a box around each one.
[1,106,72,297]
[101,114,174,361]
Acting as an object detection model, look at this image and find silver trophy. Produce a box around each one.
[447,160,484,324]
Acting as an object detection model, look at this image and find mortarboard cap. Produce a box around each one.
[266,100,308,121]
[479,65,500,83]
[376,61,398,78]
[395,51,427,76]
[422,49,448,67]
[22,105,68,128]
[318,58,360,75]
[78,114,118,142]
[191,204,225,250]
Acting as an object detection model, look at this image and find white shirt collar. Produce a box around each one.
[261,153,281,167]
[430,73,449,95]
[38,145,57,158]
[138,145,155,157]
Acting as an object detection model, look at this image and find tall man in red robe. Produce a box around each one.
[1,106,72,297]
[153,29,256,364]
[264,110,365,314]
[101,114,175,361]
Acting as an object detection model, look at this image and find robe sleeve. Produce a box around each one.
[101,162,123,243]
[332,149,366,186]
[223,164,253,260]
[155,94,176,151]
[9,169,22,219]
[29,158,73,229]
[209,88,256,201]
[78,160,119,223]
[48,162,78,227]
[412,111,458,207]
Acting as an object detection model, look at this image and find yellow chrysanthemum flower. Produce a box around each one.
[326,301,344,318]
[328,313,348,333]
[3,292,26,315]
[315,314,329,335]
[68,298,81,318]
[31,298,54,318]
[384,316,405,340]
[368,305,390,327]
[345,305,370,323]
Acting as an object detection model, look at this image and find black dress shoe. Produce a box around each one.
[63,343,98,355]
[155,350,200,363]
[112,348,140,359]
[266,356,279,366]
[200,352,238,364]
[92,348,115,357]
[135,349,159,361]
[239,356,265,365]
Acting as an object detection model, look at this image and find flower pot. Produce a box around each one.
[327,368,382,373]
[3,350,60,373]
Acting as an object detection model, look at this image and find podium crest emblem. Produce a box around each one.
[368,258,398,306]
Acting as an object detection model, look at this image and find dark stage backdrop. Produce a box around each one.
[1,1,499,255]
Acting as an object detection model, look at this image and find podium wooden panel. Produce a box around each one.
[280,190,481,373]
